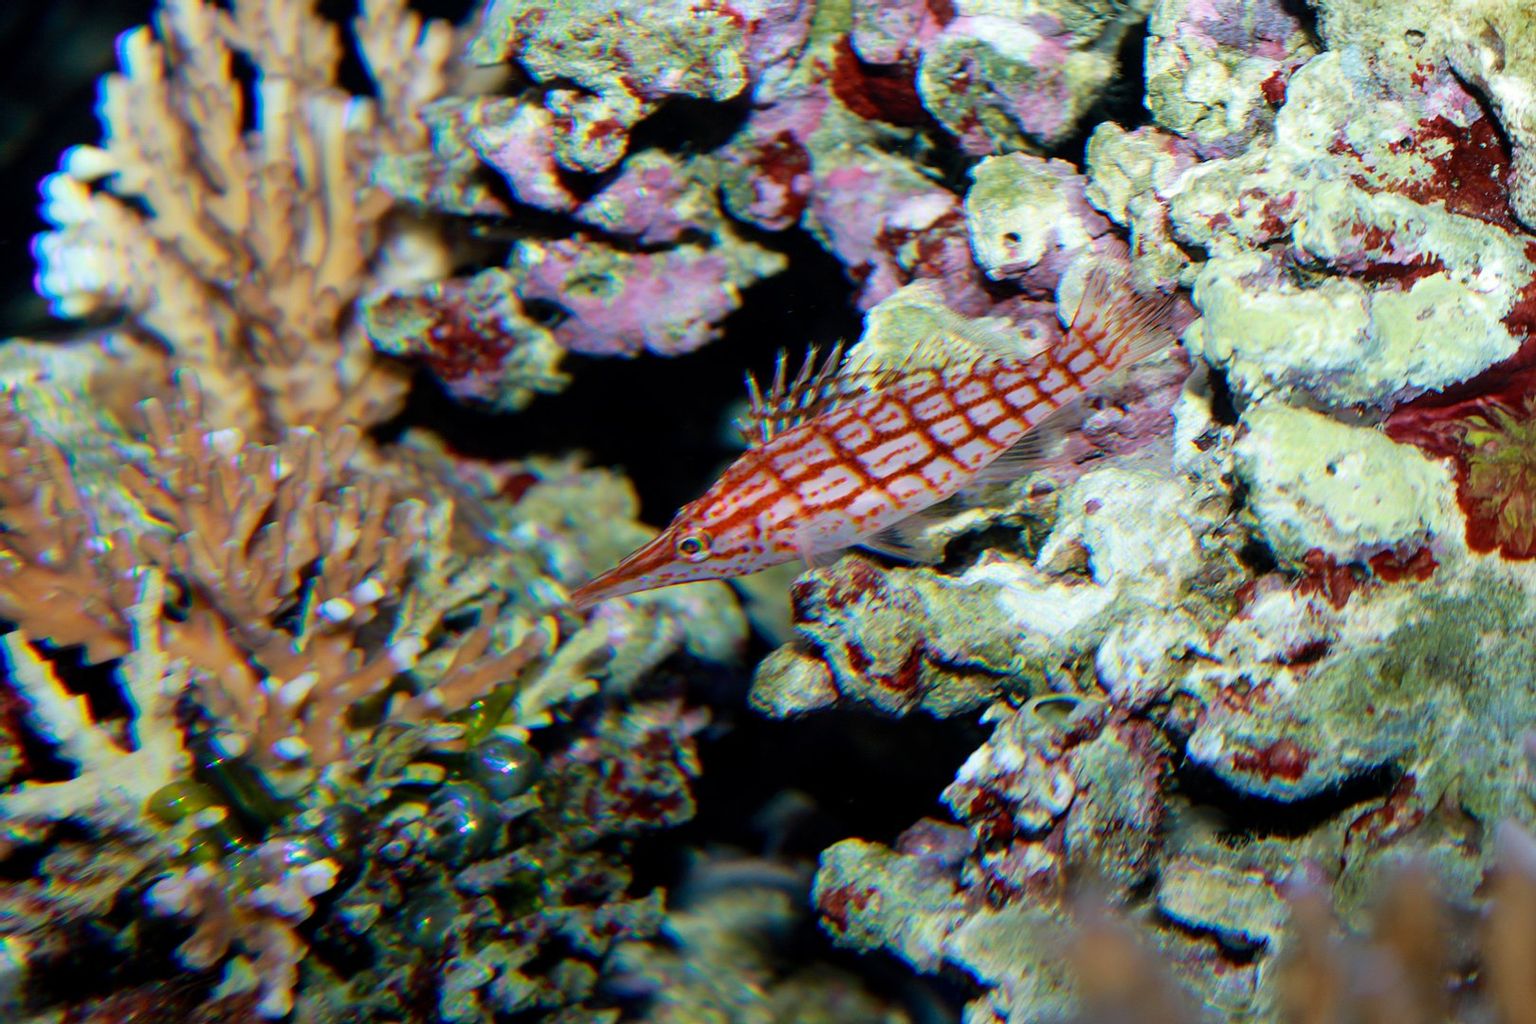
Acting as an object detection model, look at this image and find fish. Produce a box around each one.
[569,268,1180,608]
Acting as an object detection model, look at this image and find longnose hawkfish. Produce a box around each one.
[570,269,1179,608]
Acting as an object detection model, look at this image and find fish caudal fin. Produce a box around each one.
[1060,266,1181,373]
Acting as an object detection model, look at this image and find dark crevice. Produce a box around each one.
[1236,535,1279,576]
[1206,365,1240,425]
[668,704,989,866]
[1052,16,1152,167]
[35,639,131,722]
[626,93,755,159]
[1152,906,1271,962]
[318,0,380,99]
[1173,757,1402,839]
[3,710,78,786]
[0,630,123,784]
[1277,0,1324,52]
[622,665,984,1024]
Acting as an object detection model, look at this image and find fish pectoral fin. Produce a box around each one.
[970,400,1083,486]
[858,503,959,564]
[796,534,846,570]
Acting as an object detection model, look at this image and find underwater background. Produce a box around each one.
[3,0,1536,1021]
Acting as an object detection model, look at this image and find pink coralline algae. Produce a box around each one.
[409,0,1153,372]
[573,152,716,245]
[362,268,568,411]
[464,100,580,213]
[512,238,777,356]
[808,164,987,312]
[918,16,1086,154]
[1146,0,1317,157]
[849,0,952,67]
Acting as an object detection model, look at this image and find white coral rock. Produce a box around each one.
[1234,402,1460,560]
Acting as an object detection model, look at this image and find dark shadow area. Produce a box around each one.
[677,703,989,865]
[620,658,987,1024]
[1051,16,1152,166]
[0,625,115,784]
[381,226,863,523]
[1173,757,1403,840]
[0,0,156,337]
[1278,0,1323,51]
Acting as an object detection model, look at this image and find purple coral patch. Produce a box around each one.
[516,242,744,356]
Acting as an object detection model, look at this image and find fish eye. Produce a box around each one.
[675,532,711,562]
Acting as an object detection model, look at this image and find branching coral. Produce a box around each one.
[0,0,762,1019]
[34,0,456,434]
[148,841,341,1018]
[0,360,744,1017]
[0,378,544,826]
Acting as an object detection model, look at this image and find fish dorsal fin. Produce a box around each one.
[737,343,899,447]
[842,313,1042,381]
[736,305,1051,449]
[1055,266,1180,375]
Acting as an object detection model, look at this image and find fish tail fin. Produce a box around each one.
[1061,266,1181,373]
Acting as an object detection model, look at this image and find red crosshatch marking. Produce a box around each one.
[568,269,1180,609]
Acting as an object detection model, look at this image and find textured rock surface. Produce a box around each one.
[733,2,1536,1020]
[1235,403,1460,561]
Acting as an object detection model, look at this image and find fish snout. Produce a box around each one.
[568,532,681,609]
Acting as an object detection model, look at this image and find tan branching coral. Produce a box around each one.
[148,840,341,1018]
[34,0,456,434]
[0,590,186,834]
[0,380,545,827]
[0,411,141,663]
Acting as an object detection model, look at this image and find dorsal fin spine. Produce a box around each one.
[737,342,853,448]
